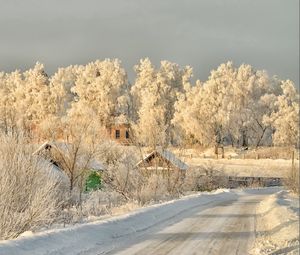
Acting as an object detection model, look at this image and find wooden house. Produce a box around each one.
[136,148,189,176]
[108,123,131,145]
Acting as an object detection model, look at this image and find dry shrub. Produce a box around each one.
[0,133,64,240]
[243,147,298,160]
[137,174,169,204]
[285,165,299,194]
[137,170,185,205]
[183,165,229,192]
[98,141,144,201]
[81,191,125,217]
[60,190,126,225]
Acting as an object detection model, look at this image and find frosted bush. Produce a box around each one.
[0,134,64,240]
[138,174,172,205]
[183,166,229,192]
[61,190,127,224]
[81,190,124,217]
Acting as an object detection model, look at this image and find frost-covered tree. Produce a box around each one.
[225,64,280,147]
[173,62,234,149]
[13,62,53,136]
[49,65,83,118]
[37,65,84,140]
[173,62,286,148]
[0,71,21,134]
[265,80,299,147]
[173,80,205,145]
[131,58,191,147]
[70,59,129,128]
[202,62,235,148]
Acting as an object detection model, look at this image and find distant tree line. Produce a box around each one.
[0,59,298,148]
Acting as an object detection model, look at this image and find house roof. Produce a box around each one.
[137,148,189,171]
[33,141,106,171]
[33,155,70,184]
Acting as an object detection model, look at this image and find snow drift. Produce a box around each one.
[251,190,299,255]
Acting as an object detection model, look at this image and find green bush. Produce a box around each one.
[85,171,102,192]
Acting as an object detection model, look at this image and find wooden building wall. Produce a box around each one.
[109,123,131,145]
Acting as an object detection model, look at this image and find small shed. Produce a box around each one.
[136,148,189,174]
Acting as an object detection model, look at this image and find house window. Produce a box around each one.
[115,130,120,139]
[125,130,129,139]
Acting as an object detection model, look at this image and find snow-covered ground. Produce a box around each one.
[251,190,299,255]
[171,147,297,178]
[1,187,294,255]
[184,158,294,177]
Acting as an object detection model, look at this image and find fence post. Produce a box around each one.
[291,149,295,182]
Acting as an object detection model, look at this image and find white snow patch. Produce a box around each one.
[17,231,34,239]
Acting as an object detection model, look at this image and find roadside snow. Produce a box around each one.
[0,190,237,255]
[250,190,299,255]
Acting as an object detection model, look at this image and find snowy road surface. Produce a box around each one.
[0,188,281,255]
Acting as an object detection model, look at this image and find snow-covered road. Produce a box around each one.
[0,188,281,255]
[112,189,280,255]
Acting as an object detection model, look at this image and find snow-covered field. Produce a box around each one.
[1,187,296,255]
[184,158,294,178]
[171,147,297,178]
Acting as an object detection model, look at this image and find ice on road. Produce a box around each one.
[0,188,281,255]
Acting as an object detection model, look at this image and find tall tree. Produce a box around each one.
[0,71,21,134]
[174,62,234,149]
[49,65,83,118]
[13,62,52,137]
[265,80,299,147]
[173,62,285,148]
[131,58,191,147]
[69,59,129,128]
[225,64,280,147]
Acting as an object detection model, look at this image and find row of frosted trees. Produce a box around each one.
[0,59,299,148]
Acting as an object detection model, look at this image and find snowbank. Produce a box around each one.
[251,190,299,255]
[0,190,237,255]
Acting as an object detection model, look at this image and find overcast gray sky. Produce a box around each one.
[0,0,298,85]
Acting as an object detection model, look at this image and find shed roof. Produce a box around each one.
[137,148,189,171]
